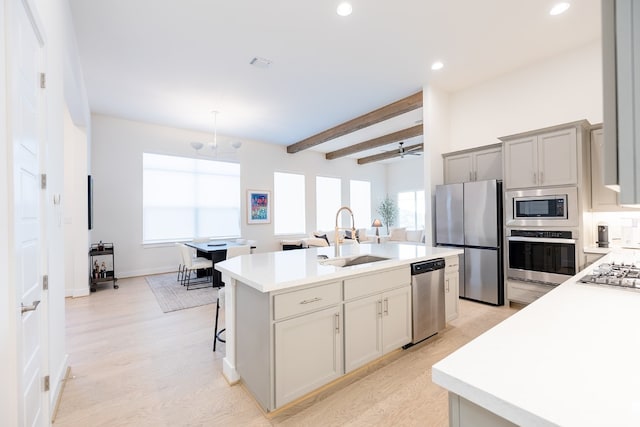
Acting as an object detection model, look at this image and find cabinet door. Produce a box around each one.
[344,294,381,373]
[504,136,537,189]
[444,153,473,184]
[474,147,503,181]
[538,128,578,187]
[445,270,459,322]
[591,128,619,209]
[275,306,343,407]
[381,286,412,355]
[444,153,474,184]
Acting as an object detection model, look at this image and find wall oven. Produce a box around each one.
[506,228,578,285]
[505,186,578,228]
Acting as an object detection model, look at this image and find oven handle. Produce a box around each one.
[507,236,576,244]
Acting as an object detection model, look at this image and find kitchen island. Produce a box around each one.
[432,249,640,426]
[215,243,462,412]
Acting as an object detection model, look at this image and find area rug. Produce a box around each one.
[145,273,218,313]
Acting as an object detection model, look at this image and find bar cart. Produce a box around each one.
[89,242,118,292]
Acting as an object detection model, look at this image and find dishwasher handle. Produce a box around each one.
[411,258,446,275]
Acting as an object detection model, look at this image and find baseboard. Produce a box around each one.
[118,266,176,279]
[66,287,90,298]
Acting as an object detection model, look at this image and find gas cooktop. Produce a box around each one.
[579,262,640,289]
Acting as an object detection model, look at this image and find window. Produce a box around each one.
[397,190,425,229]
[349,180,371,228]
[274,172,305,234]
[142,153,240,243]
[316,176,342,231]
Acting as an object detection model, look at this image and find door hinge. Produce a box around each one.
[43,275,48,291]
[43,375,50,392]
[41,174,46,189]
[40,73,46,89]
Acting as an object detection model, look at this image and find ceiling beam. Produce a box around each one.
[325,124,423,160]
[357,143,423,165]
[286,91,423,154]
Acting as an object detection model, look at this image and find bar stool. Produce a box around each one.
[213,244,250,351]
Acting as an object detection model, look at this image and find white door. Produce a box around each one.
[9,0,48,425]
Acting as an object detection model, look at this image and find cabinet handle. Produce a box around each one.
[540,171,544,184]
[469,171,473,181]
[473,171,477,181]
[383,298,389,315]
[299,297,321,305]
[533,172,537,183]
[377,300,383,317]
[446,278,450,292]
[335,312,340,333]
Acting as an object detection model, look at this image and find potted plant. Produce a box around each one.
[377,196,396,234]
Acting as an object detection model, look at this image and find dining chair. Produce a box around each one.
[213,244,251,351]
[180,244,214,290]
[175,243,186,282]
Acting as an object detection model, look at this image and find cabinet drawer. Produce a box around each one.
[507,280,555,305]
[274,282,341,320]
[344,267,410,301]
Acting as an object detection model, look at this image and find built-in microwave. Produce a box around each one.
[505,186,578,227]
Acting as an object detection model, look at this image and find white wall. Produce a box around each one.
[423,84,451,245]
[448,42,603,152]
[90,114,387,278]
[386,156,423,198]
[63,107,89,298]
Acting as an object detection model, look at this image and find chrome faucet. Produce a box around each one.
[334,206,356,257]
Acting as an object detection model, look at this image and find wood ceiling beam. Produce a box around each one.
[357,143,423,165]
[286,91,423,154]
[325,124,423,160]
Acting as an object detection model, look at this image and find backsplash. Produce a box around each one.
[590,211,640,248]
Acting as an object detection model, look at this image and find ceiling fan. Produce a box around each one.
[356,141,423,165]
[396,141,422,159]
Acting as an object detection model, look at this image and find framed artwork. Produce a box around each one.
[247,190,271,224]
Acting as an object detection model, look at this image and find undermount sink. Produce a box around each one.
[319,255,390,267]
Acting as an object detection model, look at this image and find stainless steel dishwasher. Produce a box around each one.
[408,258,446,345]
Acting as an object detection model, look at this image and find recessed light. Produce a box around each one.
[550,2,570,16]
[431,61,444,71]
[337,2,352,17]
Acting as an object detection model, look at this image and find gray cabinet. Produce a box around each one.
[501,121,591,191]
[275,305,343,407]
[443,144,502,184]
[343,267,412,373]
[444,256,459,322]
[503,128,578,189]
[591,125,620,210]
[602,0,640,205]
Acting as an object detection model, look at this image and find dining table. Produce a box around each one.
[184,241,254,287]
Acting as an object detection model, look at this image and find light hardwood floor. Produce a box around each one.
[55,275,519,426]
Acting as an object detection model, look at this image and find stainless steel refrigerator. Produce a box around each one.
[435,179,504,305]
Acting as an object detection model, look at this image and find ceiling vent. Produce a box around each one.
[250,57,272,69]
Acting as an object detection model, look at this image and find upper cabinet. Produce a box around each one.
[592,124,640,212]
[591,125,620,210]
[501,121,590,191]
[443,143,502,184]
[602,0,640,205]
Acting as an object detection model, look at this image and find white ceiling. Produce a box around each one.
[68,0,601,162]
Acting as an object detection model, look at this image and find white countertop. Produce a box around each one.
[432,248,640,427]
[215,243,462,293]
